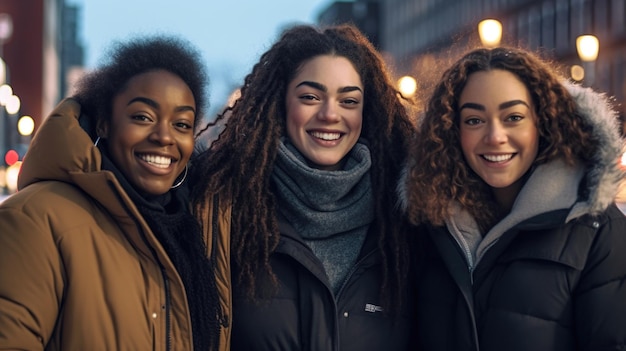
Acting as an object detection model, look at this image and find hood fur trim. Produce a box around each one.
[565,81,625,216]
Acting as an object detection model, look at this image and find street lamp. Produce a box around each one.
[5,94,19,114]
[576,34,599,85]
[570,64,585,82]
[576,35,599,61]
[18,115,34,136]
[478,19,502,48]
[397,76,417,98]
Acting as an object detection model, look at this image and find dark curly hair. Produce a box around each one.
[403,47,597,230]
[73,35,209,137]
[191,24,416,312]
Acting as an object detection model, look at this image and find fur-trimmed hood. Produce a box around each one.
[564,81,625,217]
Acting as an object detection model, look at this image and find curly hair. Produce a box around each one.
[73,35,209,137]
[403,47,598,230]
[191,24,416,311]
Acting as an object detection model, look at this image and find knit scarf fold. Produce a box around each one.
[272,139,374,293]
[100,147,220,351]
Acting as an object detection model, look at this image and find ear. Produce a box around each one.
[96,119,109,139]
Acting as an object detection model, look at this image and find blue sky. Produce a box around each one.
[67,0,335,115]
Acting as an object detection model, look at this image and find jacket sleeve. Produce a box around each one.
[0,206,63,350]
[575,206,626,350]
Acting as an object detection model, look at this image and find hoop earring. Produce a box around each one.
[94,136,101,147]
[171,164,188,189]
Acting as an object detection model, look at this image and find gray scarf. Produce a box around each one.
[272,139,374,294]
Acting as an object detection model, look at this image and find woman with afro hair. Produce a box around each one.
[0,35,225,350]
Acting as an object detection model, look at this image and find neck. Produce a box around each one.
[491,179,524,215]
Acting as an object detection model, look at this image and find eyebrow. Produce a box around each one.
[460,99,530,112]
[127,96,196,113]
[296,81,363,94]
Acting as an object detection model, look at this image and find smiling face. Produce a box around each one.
[102,69,196,196]
[459,69,539,205]
[285,55,364,171]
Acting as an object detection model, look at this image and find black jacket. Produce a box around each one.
[414,204,626,351]
[231,221,417,351]
[404,82,626,351]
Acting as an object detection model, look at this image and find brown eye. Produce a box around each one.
[506,114,524,122]
[464,117,482,126]
[132,114,152,122]
[300,94,318,101]
[175,121,193,130]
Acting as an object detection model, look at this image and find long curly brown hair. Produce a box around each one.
[403,47,597,230]
[190,24,416,311]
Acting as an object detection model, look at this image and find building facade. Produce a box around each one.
[0,0,83,193]
[381,0,626,115]
[318,0,381,49]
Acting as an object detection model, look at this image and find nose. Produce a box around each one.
[149,122,175,145]
[317,100,340,122]
[484,121,507,145]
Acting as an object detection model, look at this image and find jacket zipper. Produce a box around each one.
[449,228,476,284]
[334,249,376,350]
[280,234,376,350]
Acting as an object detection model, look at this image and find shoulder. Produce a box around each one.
[558,205,626,285]
[1,181,106,236]
[5,181,94,210]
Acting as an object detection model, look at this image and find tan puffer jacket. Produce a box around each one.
[0,99,232,350]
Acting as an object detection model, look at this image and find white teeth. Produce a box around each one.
[140,154,172,168]
[483,154,513,162]
[310,131,341,141]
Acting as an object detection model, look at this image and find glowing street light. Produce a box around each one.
[18,115,34,136]
[5,160,20,193]
[398,76,417,97]
[0,13,13,44]
[576,35,599,62]
[5,94,19,114]
[570,64,585,81]
[478,19,502,48]
[576,34,599,85]
[0,83,11,105]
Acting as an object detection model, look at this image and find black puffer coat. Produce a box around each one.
[230,221,417,351]
[404,83,626,351]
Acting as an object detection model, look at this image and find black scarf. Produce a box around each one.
[100,147,220,350]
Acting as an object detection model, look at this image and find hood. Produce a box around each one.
[18,98,102,189]
[18,99,101,189]
[565,82,625,217]
[17,98,141,222]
